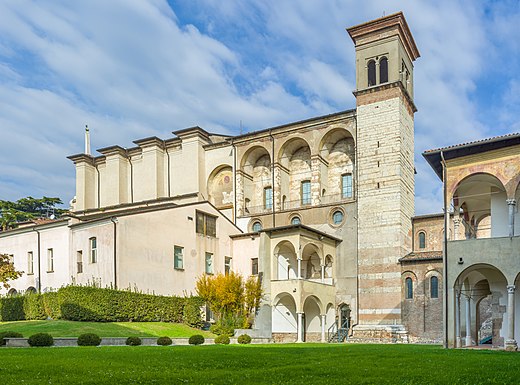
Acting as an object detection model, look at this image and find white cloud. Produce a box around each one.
[0,0,517,217]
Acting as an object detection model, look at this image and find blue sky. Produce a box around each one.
[0,0,519,214]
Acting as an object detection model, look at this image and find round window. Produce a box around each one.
[332,211,344,225]
[252,221,262,232]
[291,217,301,225]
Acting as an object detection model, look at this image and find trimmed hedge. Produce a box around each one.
[0,331,23,346]
[28,333,54,347]
[157,336,173,346]
[214,335,230,345]
[126,336,142,346]
[77,333,101,346]
[0,286,204,324]
[237,334,252,344]
[189,335,205,345]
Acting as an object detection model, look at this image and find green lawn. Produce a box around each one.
[0,344,518,384]
[0,320,214,338]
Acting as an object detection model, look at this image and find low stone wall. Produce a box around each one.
[4,337,271,347]
[272,333,297,343]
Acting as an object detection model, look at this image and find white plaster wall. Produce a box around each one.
[491,191,508,237]
[0,222,70,295]
[272,298,297,333]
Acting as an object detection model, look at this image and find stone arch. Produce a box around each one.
[239,146,272,214]
[301,243,321,280]
[273,240,298,280]
[7,288,17,296]
[455,264,508,348]
[402,271,417,300]
[325,302,336,330]
[319,128,355,200]
[207,165,233,208]
[451,173,508,239]
[272,292,297,334]
[277,137,312,206]
[324,254,333,278]
[26,286,37,294]
[303,295,323,340]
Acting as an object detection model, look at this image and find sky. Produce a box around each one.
[0,0,519,215]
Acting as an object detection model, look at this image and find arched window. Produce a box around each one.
[367,60,376,87]
[252,221,262,232]
[430,276,439,298]
[405,277,413,299]
[379,57,388,83]
[291,216,301,225]
[418,231,426,249]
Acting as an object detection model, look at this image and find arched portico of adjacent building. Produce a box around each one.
[453,264,513,349]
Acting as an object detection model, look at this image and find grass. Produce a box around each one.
[0,320,214,338]
[0,344,518,384]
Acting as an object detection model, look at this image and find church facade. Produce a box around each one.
[2,12,517,348]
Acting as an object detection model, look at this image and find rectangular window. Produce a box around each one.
[205,252,213,274]
[90,237,97,263]
[27,251,34,275]
[225,256,232,275]
[77,251,83,274]
[47,248,54,273]
[174,246,184,270]
[301,181,311,205]
[342,174,353,199]
[251,258,259,276]
[264,187,273,210]
[196,211,217,237]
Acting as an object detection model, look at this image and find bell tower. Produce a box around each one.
[348,12,420,336]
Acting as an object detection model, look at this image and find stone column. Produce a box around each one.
[506,285,518,351]
[297,244,302,280]
[465,295,472,346]
[455,290,461,348]
[321,314,326,342]
[321,264,325,283]
[297,312,304,343]
[507,199,516,238]
[453,217,462,241]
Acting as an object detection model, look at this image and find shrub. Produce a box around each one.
[183,299,204,328]
[237,334,252,344]
[0,331,23,346]
[23,294,46,320]
[0,296,25,321]
[43,291,61,319]
[126,336,142,346]
[214,335,230,345]
[28,333,54,347]
[77,333,101,346]
[157,336,173,346]
[188,334,205,345]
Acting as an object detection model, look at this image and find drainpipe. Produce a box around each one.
[231,139,237,224]
[110,217,118,289]
[441,150,448,348]
[270,130,275,228]
[32,227,42,293]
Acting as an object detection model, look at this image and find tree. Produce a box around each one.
[196,272,263,332]
[0,196,65,231]
[0,253,23,289]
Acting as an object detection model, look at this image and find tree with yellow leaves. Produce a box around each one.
[0,253,23,290]
[196,272,262,333]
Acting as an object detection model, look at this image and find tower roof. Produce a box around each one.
[347,11,420,62]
